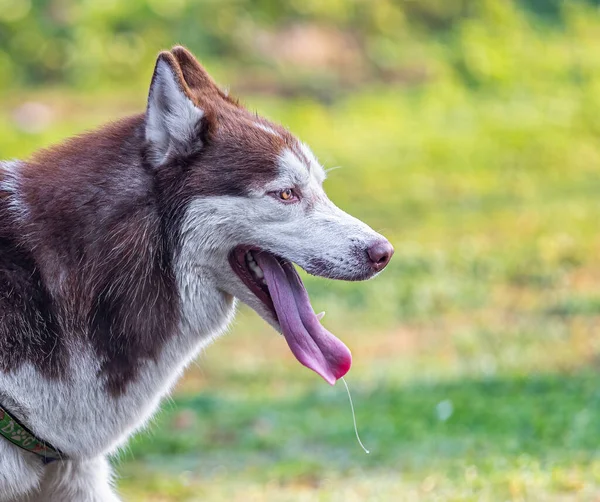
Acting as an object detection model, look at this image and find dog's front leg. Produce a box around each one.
[32,456,120,502]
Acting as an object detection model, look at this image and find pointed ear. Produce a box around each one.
[170,46,218,92]
[145,51,206,166]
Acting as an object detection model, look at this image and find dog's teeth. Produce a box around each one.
[316,311,326,320]
[248,260,264,279]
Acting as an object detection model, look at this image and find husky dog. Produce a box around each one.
[0,47,393,501]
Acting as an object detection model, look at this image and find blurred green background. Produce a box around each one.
[2,0,600,500]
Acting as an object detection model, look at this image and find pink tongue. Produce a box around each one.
[256,253,352,385]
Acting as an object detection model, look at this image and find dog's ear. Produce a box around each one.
[170,46,218,92]
[145,51,208,167]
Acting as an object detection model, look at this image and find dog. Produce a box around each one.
[0,46,393,501]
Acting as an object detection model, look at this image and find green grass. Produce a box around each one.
[116,371,600,501]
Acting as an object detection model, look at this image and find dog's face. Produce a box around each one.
[147,48,393,384]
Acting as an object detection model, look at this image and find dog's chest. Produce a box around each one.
[0,282,236,458]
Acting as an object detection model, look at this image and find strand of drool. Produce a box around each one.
[340,376,370,454]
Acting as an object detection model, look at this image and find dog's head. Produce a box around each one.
[146,47,393,384]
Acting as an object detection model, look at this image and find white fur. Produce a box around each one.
[0,161,28,218]
[145,59,205,166]
[0,439,43,501]
[173,146,386,331]
[17,457,119,502]
[298,142,325,181]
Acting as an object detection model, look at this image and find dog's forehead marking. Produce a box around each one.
[277,146,326,188]
[277,144,326,185]
[299,142,320,172]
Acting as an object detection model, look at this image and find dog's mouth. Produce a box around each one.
[228,246,352,385]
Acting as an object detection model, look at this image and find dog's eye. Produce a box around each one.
[279,189,294,201]
[269,188,299,203]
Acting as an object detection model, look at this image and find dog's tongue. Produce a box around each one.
[256,253,352,385]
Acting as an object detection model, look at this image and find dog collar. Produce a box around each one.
[0,404,64,463]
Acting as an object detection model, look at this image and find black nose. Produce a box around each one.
[367,240,394,271]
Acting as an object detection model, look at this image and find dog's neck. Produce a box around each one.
[0,117,236,456]
[6,117,178,391]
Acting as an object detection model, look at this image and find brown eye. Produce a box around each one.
[280,189,293,201]
[270,188,299,203]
